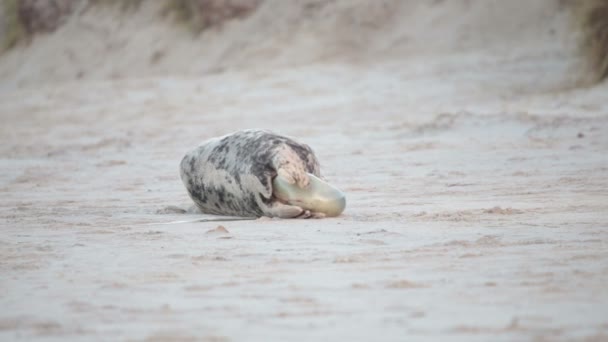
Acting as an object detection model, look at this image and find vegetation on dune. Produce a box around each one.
[1,0,75,52]
[0,0,260,53]
[577,0,608,82]
[2,0,27,52]
[161,0,260,34]
[161,0,203,33]
[88,0,143,12]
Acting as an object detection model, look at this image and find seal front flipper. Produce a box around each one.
[263,201,306,218]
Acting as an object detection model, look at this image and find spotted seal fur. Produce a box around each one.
[180,129,322,218]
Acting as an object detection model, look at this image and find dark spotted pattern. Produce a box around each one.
[180,130,322,217]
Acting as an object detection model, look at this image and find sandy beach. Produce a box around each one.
[1,1,607,340]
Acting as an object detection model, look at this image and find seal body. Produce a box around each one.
[180,129,322,218]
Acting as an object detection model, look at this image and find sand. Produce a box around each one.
[1,1,607,341]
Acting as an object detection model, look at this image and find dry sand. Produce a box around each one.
[1,1,608,341]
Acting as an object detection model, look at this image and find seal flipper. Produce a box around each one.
[264,201,306,218]
[249,164,310,218]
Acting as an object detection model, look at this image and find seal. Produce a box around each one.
[180,129,323,218]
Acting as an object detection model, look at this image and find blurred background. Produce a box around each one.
[1,1,607,341]
[0,0,606,87]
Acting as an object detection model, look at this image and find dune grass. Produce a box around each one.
[89,0,144,12]
[577,0,608,82]
[161,0,204,33]
[0,0,258,52]
[161,0,260,34]
[1,0,27,52]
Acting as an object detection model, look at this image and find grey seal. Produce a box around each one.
[180,129,323,218]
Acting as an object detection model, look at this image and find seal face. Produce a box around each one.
[180,129,322,218]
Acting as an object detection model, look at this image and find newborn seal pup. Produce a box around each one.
[180,129,323,218]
